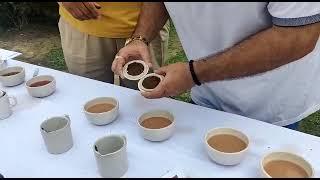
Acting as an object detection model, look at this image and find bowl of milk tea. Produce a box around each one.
[84,97,119,126]
[138,110,175,142]
[26,75,56,98]
[260,151,314,178]
[204,127,249,166]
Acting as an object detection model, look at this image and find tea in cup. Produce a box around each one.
[84,97,119,125]
[204,128,249,165]
[123,60,149,81]
[93,134,128,178]
[260,151,314,178]
[0,66,25,87]
[138,110,175,142]
[26,75,56,98]
[0,90,17,120]
[138,73,164,92]
[40,115,73,154]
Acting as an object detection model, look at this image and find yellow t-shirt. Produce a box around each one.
[59,2,142,38]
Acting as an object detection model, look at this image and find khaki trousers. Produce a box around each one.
[58,17,170,89]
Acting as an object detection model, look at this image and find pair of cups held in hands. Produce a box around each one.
[112,40,194,99]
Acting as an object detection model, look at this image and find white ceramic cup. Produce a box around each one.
[26,75,56,98]
[123,60,149,81]
[84,97,119,126]
[204,127,249,166]
[138,110,175,142]
[40,115,73,154]
[138,73,164,93]
[260,151,314,178]
[0,66,25,87]
[93,134,128,178]
[0,90,17,120]
[0,59,6,71]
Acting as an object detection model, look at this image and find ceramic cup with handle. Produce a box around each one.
[40,115,73,154]
[26,75,56,98]
[0,58,6,71]
[93,134,128,178]
[0,90,17,120]
[260,151,314,178]
[0,66,25,87]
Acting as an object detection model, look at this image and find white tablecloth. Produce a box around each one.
[0,49,21,60]
[0,59,319,178]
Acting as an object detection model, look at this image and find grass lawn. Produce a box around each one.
[2,22,319,137]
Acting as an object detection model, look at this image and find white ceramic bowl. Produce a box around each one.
[0,66,25,87]
[138,73,164,92]
[123,60,149,81]
[260,151,314,178]
[84,97,119,126]
[26,75,56,98]
[138,110,175,142]
[204,127,249,166]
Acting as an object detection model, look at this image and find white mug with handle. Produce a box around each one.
[0,90,17,120]
[93,134,128,178]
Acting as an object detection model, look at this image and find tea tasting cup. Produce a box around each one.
[0,90,17,120]
[93,134,128,178]
[138,110,175,142]
[0,58,6,71]
[40,115,73,154]
[0,66,25,87]
[84,97,119,126]
[123,60,149,81]
[26,75,56,98]
[260,151,314,178]
[204,127,249,166]
[138,73,164,93]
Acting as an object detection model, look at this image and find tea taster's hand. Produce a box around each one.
[141,62,195,99]
[112,40,152,79]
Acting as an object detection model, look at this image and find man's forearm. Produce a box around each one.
[133,2,169,42]
[194,23,320,83]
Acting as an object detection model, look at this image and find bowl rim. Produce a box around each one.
[83,97,119,115]
[259,151,314,178]
[123,60,149,81]
[204,127,250,155]
[137,110,175,131]
[26,75,55,89]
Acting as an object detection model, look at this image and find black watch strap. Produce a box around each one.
[189,60,201,86]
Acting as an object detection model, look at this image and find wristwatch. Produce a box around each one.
[125,35,149,46]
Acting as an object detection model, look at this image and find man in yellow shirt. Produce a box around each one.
[58,2,170,88]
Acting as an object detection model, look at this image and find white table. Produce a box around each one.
[0,60,319,178]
